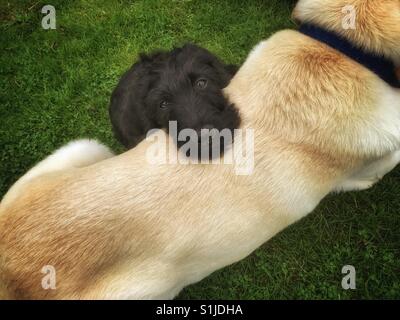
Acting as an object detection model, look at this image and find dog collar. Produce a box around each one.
[299,24,400,88]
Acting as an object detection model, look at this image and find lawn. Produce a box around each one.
[0,0,399,299]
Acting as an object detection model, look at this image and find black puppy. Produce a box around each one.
[109,44,240,158]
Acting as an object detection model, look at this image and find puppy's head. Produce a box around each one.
[110,44,240,157]
[146,44,239,157]
[292,0,400,63]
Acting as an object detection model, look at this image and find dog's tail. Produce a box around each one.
[0,139,114,208]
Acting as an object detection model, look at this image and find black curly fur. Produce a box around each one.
[109,44,241,157]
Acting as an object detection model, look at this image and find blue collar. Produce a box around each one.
[299,24,400,88]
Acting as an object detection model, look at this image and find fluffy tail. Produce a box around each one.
[1,139,114,208]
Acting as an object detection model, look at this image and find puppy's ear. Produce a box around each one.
[109,62,158,149]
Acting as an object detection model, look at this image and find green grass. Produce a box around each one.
[0,0,399,300]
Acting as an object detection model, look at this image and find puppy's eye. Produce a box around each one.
[160,101,169,109]
[195,78,208,89]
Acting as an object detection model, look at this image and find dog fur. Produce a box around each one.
[0,0,399,299]
[109,44,240,155]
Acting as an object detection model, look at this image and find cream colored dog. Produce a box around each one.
[1,0,399,299]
